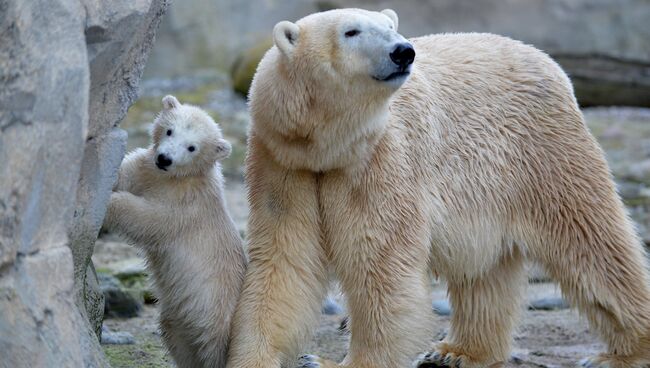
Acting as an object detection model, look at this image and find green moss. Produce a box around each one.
[115,273,154,304]
[121,97,160,131]
[221,141,247,177]
[231,39,273,97]
[121,83,222,133]
[174,83,218,106]
[623,197,650,207]
[103,338,172,368]
[96,268,112,275]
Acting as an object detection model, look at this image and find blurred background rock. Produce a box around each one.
[145,0,650,106]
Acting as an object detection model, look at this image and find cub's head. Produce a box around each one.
[271,8,413,95]
[151,95,231,176]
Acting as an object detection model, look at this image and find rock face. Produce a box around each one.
[71,0,168,340]
[0,0,167,366]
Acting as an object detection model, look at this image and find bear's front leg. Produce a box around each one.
[104,191,177,246]
[415,251,526,368]
[334,251,433,368]
[226,153,328,368]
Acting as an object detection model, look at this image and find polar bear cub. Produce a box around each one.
[103,95,247,368]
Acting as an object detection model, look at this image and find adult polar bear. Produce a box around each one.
[226,8,650,368]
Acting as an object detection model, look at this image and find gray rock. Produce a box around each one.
[616,181,644,201]
[107,257,148,279]
[101,325,136,345]
[528,297,570,311]
[584,108,650,243]
[0,0,107,365]
[70,0,168,338]
[432,299,452,316]
[144,0,320,77]
[99,273,142,318]
[0,0,167,365]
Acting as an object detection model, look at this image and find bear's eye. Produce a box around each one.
[345,29,361,38]
[188,146,195,152]
[166,129,172,136]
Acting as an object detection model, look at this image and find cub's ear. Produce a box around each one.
[273,21,300,57]
[381,9,399,31]
[215,138,232,160]
[162,95,181,110]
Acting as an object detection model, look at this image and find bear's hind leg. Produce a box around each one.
[536,218,650,368]
[416,251,525,368]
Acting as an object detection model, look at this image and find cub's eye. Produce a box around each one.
[166,129,172,136]
[188,146,195,152]
[345,29,360,38]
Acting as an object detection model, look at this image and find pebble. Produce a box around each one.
[528,297,569,311]
[98,273,142,318]
[100,325,135,345]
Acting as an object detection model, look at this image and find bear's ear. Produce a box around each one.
[215,138,232,160]
[162,95,181,110]
[273,21,300,58]
[381,9,399,31]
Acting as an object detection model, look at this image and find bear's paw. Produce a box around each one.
[414,342,491,368]
[579,354,650,368]
[297,355,339,368]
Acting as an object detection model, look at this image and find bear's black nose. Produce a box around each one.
[390,43,415,68]
[156,153,172,170]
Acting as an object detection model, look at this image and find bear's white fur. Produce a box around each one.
[104,96,247,368]
[226,8,650,368]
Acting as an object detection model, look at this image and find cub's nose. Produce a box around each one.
[156,153,172,169]
[390,43,415,68]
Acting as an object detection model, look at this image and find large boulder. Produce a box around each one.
[325,0,650,107]
[0,0,167,366]
[70,0,167,339]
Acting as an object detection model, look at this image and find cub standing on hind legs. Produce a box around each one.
[103,95,247,368]
[225,7,650,368]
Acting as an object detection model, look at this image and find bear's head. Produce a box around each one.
[250,8,413,171]
[150,95,231,177]
[272,8,413,92]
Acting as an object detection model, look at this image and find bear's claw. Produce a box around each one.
[414,350,470,368]
[577,355,619,368]
[297,355,321,368]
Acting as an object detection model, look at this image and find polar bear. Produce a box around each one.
[225,8,650,368]
[103,96,247,368]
